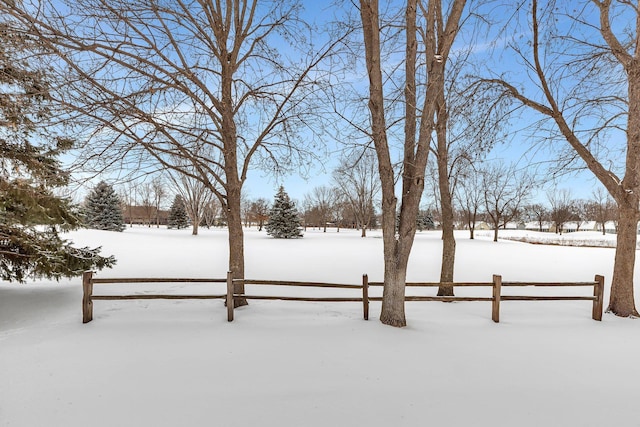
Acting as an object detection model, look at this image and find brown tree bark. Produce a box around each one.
[436,92,455,295]
[226,189,247,306]
[360,0,406,327]
[360,0,465,326]
[609,206,639,316]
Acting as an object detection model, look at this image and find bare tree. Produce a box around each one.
[455,164,484,239]
[301,198,313,231]
[431,7,505,296]
[522,203,550,232]
[333,149,380,237]
[138,182,154,228]
[482,163,533,242]
[4,0,342,306]
[248,198,270,232]
[241,195,252,228]
[202,199,222,229]
[166,168,214,236]
[304,186,337,232]
[359,0,466,326]
[118,181,138,228]
[151,176,166,228]
[547,189,578,235]
[332,198,353,232]
[479,0,638,315]
[586,187,616,236]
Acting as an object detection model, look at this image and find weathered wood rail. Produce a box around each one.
[82,271,226,323]
[225,272,369,322]
[365,275,605,323]
[82,271,605,324]
[226,273,605,323]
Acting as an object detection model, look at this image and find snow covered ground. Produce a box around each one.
[1,227,639,426]
[490,229,621,248]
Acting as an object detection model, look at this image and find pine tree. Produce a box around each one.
[0,20,115,282]
[84,181,126,232]
[417,210,435,231]
[265,186,303,238]
[168,195,189,229]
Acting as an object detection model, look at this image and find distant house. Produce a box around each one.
[577,221,600,232]
[605,221,618,234]
[122,205,170,226]
[475,221,491,231]
[502,221,525,230]
[525,221,552,232]
[558,221,579,233]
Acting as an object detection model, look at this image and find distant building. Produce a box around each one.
[605,221,618,234]
[122,205,170,226]
[577,221,599,232]
[524,221,553,232]
[502,221,525,230]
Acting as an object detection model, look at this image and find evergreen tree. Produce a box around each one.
[84,181,126,232]
[168,195,189,229]
[417,210,435,231]
[266,186,303,239]
[0,20,115,282]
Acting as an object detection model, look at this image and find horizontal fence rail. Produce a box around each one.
[226,272,369,322]
[227,273,605,323]
[82,271,605,324]
[82,272,226,323]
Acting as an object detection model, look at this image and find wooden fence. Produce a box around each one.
[364,275,605,323]
[224,272,369,322]
[82,271,605,324]
[81,272,226,323]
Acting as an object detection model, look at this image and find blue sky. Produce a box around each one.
[239,0,619,206]
[52,0,623,207]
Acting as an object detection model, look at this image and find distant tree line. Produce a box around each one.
[83,164,617,243]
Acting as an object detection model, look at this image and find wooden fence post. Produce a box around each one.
[492,274,502,323]
[593,274,605,321]
[82,271,93,323]
[362,274,369,320]
[226,271,234,322]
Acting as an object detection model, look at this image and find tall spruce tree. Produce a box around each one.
[0,19,115,282]
[84,181,126,232]
[266,186,303,239]
[167,195,189,229]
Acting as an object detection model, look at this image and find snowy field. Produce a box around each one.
[1,227,639,427]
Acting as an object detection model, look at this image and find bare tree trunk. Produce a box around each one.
[380,242,410,327]
[436,97,455,296]
[438,212,455,295]
[221,44,247,306]
[361,0,406,327]
[608,206,639,316]
[360,0,465,327]
[226,183,247,307]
